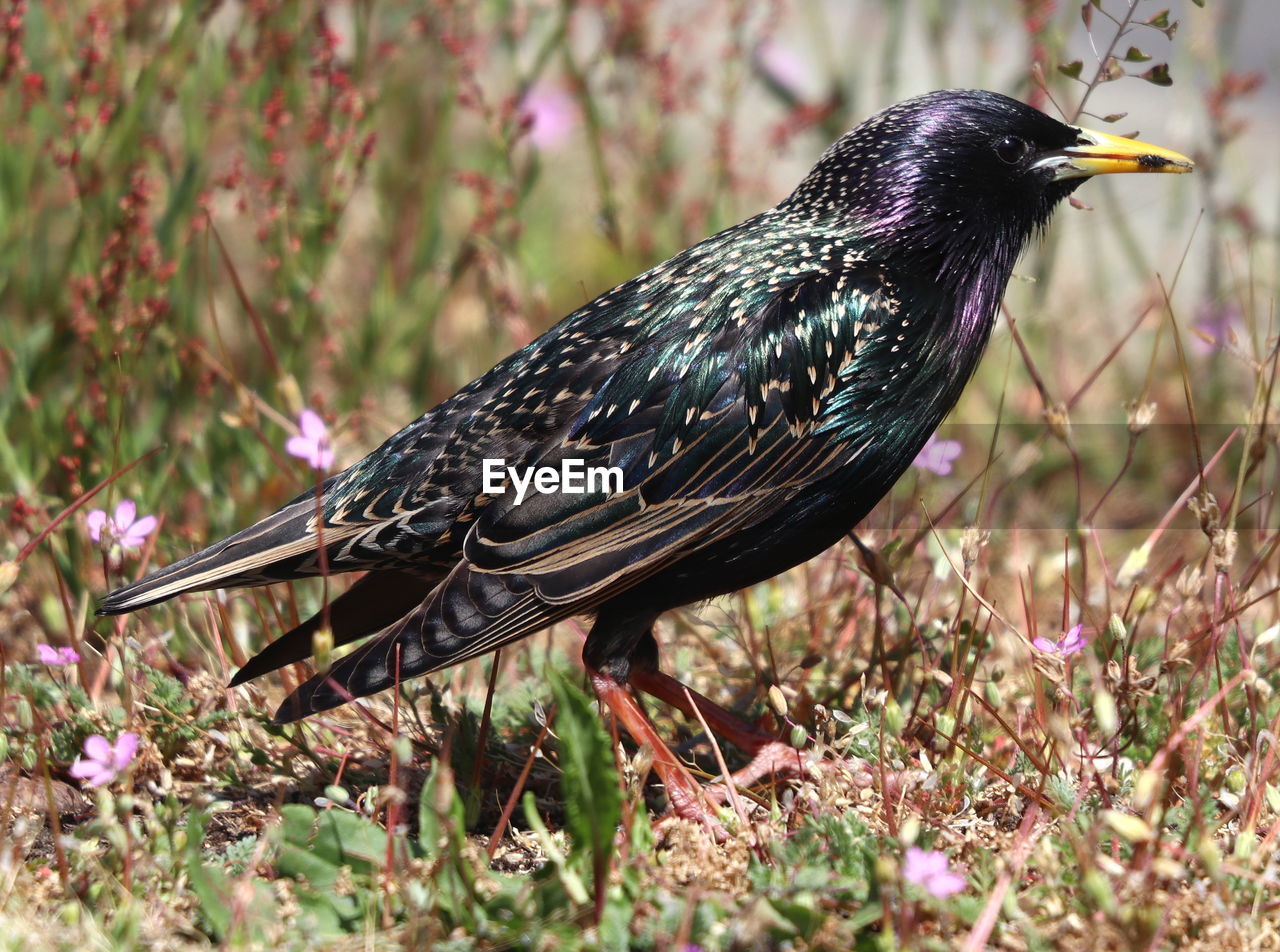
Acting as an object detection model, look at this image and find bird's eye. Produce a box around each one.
[995,136,1030,164]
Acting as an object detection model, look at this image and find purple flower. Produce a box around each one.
[286,408,334,470]
[1191,302,1242,355]
[753,41,820,100]
[913,434,962,476]
[86,499,157,550]
[903,846,965,898]
[37,644,80,666]
[69,732,138,788]
[519,84,577,150]
[1033,624,1087,657]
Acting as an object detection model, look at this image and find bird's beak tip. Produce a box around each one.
[1050,126,1194,180]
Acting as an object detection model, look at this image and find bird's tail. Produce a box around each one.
[227,569,439,686]
[97,492,365,615]
[272,563,567,722]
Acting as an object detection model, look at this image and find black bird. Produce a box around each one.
[99,90,1191,823]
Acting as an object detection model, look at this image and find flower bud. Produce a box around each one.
[961,525,988,571]
[1043,401,1071,443]
[1124,399,1157,436]
[312,626,334,674]
[277,373,304,416]
[767,684,788,718]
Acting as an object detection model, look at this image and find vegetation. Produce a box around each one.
[2,1,1275,948]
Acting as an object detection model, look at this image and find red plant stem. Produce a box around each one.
[487,708,554,861]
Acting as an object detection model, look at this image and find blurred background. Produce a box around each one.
[1,0,1276,689]
[3,4,1280,946]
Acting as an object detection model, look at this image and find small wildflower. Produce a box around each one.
[1033,624,1087,657]
[286,408,334,470]
[69,732,138,788]
[1191,302,1242,355]
[903,846,965,898]
[37,644,80,666]
[86,499,157,549]
[753,41,820,100]
[519,84,577,150]
[913,433,962,476]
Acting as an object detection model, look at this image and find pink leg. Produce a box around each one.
[586,666,727,839]
[630,667,874,798]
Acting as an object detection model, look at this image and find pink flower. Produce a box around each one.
[753,41,820,100]
[69,732,139,788]
[1033,624,1087,657]
[1191,302,1242,355]
[286,408,334,470]
[913,433,962,476]
[86,499,157,549]
[519,84,577,150]
[903,846,965,898]
[37,644,80,666]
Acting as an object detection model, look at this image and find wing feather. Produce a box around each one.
[275,267,898,716]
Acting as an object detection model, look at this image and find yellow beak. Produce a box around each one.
[1046,126,1194,180]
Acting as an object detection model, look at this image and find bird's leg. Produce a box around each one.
[628,667,830,798]
[628,667,776,752]
[585,664,727,838]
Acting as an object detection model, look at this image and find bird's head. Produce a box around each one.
[783,89,1192,285]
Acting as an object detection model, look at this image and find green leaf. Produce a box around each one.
[1145,9,1171,28]
[415,759,480,928]
[1123,46,1151,62]
[767,895,824,939]
[1140,63,1173,87]
[183,809,276,942]
[184,811,231,940]
[275,803,386,887]
[312,808,388,868]
[293,890,352,936]
[522,791,591,906]
[1057,60,1084,80]
[548,669,622,895]
[276,805,342,889]
[272,803,394,935]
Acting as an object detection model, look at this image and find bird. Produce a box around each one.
[99,89,1192,825]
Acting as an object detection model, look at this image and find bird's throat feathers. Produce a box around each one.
[859,200,1035,410]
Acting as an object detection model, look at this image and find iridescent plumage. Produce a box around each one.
[99,91,1190,772]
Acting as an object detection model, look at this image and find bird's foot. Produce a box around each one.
[703,742,877,805]
[657,776,731,842]
[587,665,729,841]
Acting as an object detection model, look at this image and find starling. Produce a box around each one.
[99,90,1191,824]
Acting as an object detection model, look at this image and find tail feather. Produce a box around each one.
[272,563,565,722]
[97,493,366,615]
[228,569,439,686]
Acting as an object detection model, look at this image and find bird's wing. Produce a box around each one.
[277,267,902,720]
[98,330,621,615]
